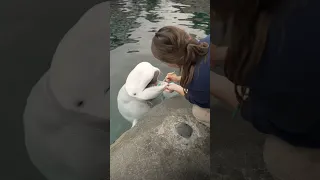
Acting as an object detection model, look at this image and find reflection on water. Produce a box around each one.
[110,0,210,144]
[110,0,209,50]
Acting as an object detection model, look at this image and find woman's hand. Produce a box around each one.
[165,73,181,83]
[164,83,185,96]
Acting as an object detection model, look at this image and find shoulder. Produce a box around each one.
[199,34,210,44]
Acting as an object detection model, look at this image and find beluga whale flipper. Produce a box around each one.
[117,62,168,127]
[23,2,110,180]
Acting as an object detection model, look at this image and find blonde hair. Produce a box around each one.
[151,26,209,90]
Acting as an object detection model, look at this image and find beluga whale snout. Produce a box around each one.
[125,62,166,100]
[117,62,168,127]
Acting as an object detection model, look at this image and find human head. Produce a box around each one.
[151,26,208,88]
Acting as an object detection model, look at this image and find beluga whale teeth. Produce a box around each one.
[117,62,168,127]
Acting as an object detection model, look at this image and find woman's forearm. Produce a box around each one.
[176,85,185,96]
[211,44,228,67]
[214,46,228,61]
[210,71,239,109]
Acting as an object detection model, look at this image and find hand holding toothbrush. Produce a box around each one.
[163,72,185,96]
[164,71,181,83]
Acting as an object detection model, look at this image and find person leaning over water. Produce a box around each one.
[211,0,320,180]
[151,26,210,127]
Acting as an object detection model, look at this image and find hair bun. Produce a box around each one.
[187,42,209,58]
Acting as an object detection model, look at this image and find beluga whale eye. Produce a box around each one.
[133,93,136,96]
[76,100,85,107]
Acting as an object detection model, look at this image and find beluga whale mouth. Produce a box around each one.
[125,62,168,101]
[145,70,167,89]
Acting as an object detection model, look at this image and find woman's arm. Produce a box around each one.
[210,44,239,108]
[210,71,239,109]
[210,44,228,68]
[174,85,185,96]
[166,83,185,96]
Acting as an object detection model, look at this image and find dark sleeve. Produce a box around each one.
[242,4,320,147]
[185,89,210,109]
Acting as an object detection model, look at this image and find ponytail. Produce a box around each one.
[180,41,209,90]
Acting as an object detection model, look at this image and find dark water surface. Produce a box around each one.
[110,0,210,143]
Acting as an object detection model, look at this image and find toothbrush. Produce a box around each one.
[158,71,176,86]
[162,71,175,82]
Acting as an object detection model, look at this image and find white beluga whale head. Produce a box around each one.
[48,2,109,119]
[23,2,110,180]
[125,62,168,101]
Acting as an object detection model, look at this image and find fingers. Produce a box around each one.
[165,73,176,82]
[166,83,176,90]
[164,84,172,90]
[164,87,174,93]
[165,76,172,82]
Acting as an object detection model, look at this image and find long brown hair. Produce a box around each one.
[151,26,209,92]
[212,0,279,103]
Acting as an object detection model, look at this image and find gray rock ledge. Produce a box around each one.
[110,96,210,180]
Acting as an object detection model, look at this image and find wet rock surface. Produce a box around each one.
[110,86,274,180]
[110,96,210,180]
[176,122,193,138]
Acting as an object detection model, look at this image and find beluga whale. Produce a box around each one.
[117,62,168,127]
[22,2,110,180]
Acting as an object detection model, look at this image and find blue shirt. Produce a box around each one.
[185,35,210,108]
[241,0,320,148]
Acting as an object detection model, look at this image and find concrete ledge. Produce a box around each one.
[110,96,210,180]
